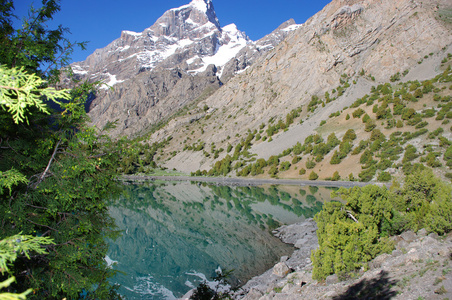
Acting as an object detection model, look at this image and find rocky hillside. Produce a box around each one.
[140,0,452,182]
[225,219,452,300]
[65,0,300,137]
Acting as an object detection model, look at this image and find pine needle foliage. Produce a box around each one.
[0,65,70,124]
[0,1,122,298]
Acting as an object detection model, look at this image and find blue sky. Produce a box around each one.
[13,0,331,63]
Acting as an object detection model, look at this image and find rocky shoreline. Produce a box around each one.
[119,174,374,188]
[233,219,319,299]
[231,220,452,300]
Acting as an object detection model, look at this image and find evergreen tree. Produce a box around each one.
[0,1,121,298]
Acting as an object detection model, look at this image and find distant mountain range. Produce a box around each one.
[66,0,300,137]
[66,0,452,182]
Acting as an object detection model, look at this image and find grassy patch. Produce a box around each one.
[438,8,452,24]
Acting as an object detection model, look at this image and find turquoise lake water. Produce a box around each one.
[106,181,336,299]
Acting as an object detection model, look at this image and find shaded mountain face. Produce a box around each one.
[67,0,299,137]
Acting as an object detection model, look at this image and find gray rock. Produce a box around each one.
[323,291,338,298]
[273,262,290,277]
[428,232,439,240]
[420,236,439,247]
[274,218,318,245]
[404,249,420,265]
[397,240,409,251]
[401,230,418,243]
[325,274,339,285]
[437,246,452,257]
[241,288,263,300]
[417,228,428,237]
[392,249,404,257]
[369,253,391,270]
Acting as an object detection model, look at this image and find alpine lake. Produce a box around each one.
[106,180,338,299]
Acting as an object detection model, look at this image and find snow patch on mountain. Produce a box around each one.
[100,74,124,89]
[282,24,303,32]
[197,24,249,77]
[123,30,141,37]
[71,65,88,75]
[186,0,209,13]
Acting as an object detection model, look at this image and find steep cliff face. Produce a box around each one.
[66,0,299,137]
[150,0,452,173]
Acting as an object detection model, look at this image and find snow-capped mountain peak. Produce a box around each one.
[72,0,252,85]
[187,0,213,14]
[166,0,221,32]
[65,0,304,137]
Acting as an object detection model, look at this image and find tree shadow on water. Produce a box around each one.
[333,270,398,300]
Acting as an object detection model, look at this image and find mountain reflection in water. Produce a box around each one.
[107,181,336,299]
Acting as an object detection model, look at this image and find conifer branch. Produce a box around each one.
[34,139,61,188]
[346,210,359,223]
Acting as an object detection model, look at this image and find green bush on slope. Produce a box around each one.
[312,169,452,281]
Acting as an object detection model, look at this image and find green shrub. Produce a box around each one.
[406,115,422,126]
[365,118,377,132]
[312,170,452,281]
[352,140,369,155]
[377,159,392,170]
[444,145,452,164]
[358,165,377,182]
[393,104,405,115]
[352,108,365,118]
[414,89,423,98]
[312,185,394,280]
[370,129,385,142]
[268,165,278,177]
[422,108,436,118]
[343,129,357,142]
[403,144,419,163]
[280,161,291,171]
[378,171,392,182]
[299,168,306,175]
[425,152,442,168]
[393,169,452,234]
[330,151,342,165]
[415,121,428,129]
[309,171,319,180]
[325,133,340,150]
[292,156,301,164]
[362,113,371,123]
[360,150,373,164]
[267,155,280,166]
[390,72,401,82]
[293,142,303,155]
[401,108,416,120]
[315,154,324,162]
[332,171,341,181]
[306,159,316,169]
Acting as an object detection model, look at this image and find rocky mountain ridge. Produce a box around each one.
[66,0,300,137]
[147,0,452,178]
